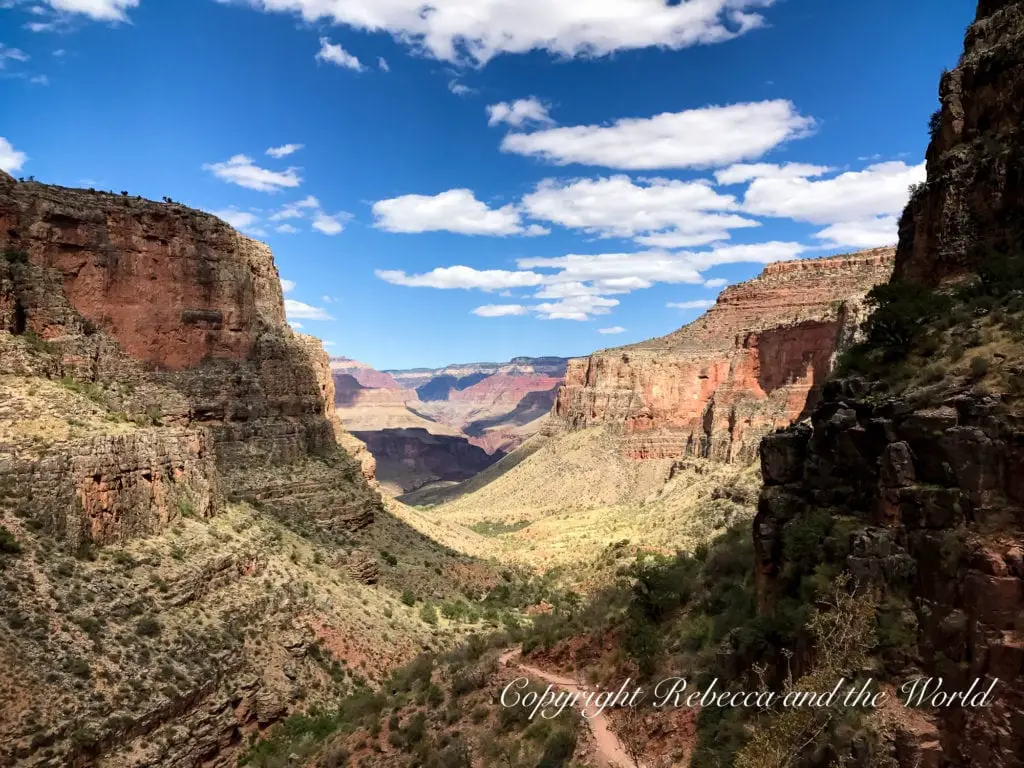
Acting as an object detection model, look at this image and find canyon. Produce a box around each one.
[0,173,496,767]
[331,355,568,495]
[429,249,894,566]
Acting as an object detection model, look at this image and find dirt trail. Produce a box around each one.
[499,648,638,768]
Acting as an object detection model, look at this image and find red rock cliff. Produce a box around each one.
[0,172,285,370]
[554,248,895,461]
[895,0,1024,285]
[0,172,380,546]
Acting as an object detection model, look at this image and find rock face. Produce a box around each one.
[756,4,1024,766]
[351,428,504,494]
[896,0,1024,285]
[0,174,388,766]
[0,173,284,370]
[554,249,895,462]
[0,173,380,548]
[758,385,1024,768]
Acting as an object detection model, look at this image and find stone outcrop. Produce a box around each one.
[896,0,1024,285]
[756,4,1024,766]
[554,249,895,462]
[0,173,284,370]
[0,172,381,546]
[0,429,217,547]
[758,383,1024,767]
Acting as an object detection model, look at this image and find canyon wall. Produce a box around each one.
[0,172,380,548]
[332,356,569,493]
[895,0,1024,285]
[756,3,1024,765]
[554,249,895,462]
[0,173,394,767]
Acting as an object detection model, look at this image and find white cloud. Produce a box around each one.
[290,321,303,329]
[0,44,29,67]
[376,266,544,291]
[312,210,349,235]
[487,98,553,128]
[376,241,806,321]
[266,143,303,158]
[501,101,815,170]
[285,299,334,321]
[815,216,899,249]
[280,278,296,293]
[0,137,28,173]
[29,74,49,85]
[522,175,757,246]
[265,195,349,236]
[203,154,301,192]
[372,189,539,236]
[231,0,774,65]
[535,294,619,321]
[472,304,529,317]
[316,37,364,71]
[668,299,716,310]
[52,49,66,57]
[598,326,626,334]
[212,207,263,233]
[741,161,925,224]
[322,340,337,347]
[44,0,137,21]
[448,79,474,96]
[270,195,320,220]
[703,277,729,288]
[378,56,389,72]
[714,162,831,185]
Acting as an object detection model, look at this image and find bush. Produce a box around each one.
[419,603,439,625]
[969,355,990,379]
[536,728,577,768]
[135,616,161,637]
[401,589,417,606]
[0,526,21,555]
[2,249,28,264]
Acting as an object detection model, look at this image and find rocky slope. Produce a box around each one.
[756,3,1024,765]
[0,174,496,767]
[554,249,895,462]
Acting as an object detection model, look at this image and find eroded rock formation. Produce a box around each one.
[554,249,895,462]
[896,0,1024,285]
[0,173,393,766]
[756,3,1024,765]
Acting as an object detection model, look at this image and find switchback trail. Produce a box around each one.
[499,648,639,768]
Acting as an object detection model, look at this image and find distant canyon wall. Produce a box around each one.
[553,248,896,462]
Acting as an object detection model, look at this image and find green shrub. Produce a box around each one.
[135,616,161,637]
[1,249,28,264]
[0,526,21,555]
[969,356,990,379]
[401,589,417,606]
[419,603,438,625]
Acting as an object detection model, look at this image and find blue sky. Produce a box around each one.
[1,0,973,369]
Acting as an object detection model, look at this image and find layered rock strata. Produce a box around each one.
[554,249,895,462]
[0,172,380,547]
[756,3,1024,765]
